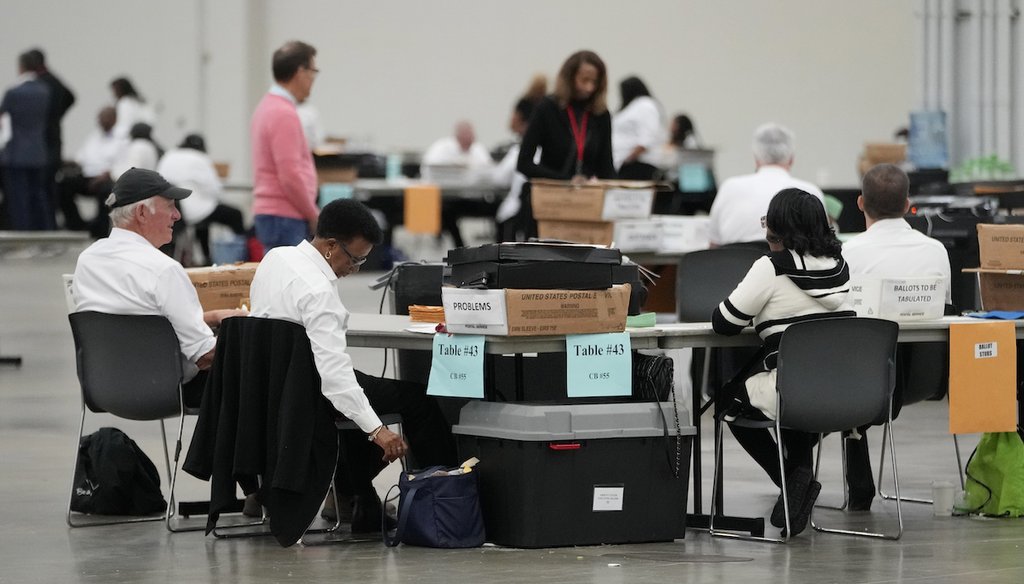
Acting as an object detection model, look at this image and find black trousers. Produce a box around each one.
[57,173,113,235]
[721,370,815,488]
[336,370,458,497]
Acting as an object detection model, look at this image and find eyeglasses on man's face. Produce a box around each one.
[760,215,767,229]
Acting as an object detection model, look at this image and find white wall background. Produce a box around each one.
[2,0,917,187]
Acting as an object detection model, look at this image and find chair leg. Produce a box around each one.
[815,435,850,511]
[878,423,955,504]
[709,419,787,544]
[300,441,378,546]
[166,412,207,532]
[812,423,903,540]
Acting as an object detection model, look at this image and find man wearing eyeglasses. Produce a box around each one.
[249,198,457,533]
[251,40,322,251]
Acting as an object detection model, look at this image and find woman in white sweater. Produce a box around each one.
[712,187,855,535]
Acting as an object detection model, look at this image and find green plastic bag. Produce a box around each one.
[957,431,1024,517]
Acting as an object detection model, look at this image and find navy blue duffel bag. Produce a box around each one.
[384,464,485,548]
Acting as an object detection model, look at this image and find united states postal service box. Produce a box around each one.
[847,276,947,320]
[537,220,615,246]
[441,285,630,336]
[963,268,1024,311]
[531,179,655,222]
[977,224,1024,270]
[185,262,259,311]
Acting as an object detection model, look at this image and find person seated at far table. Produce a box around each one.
[249,198,457,533]
[840,162,953,511]
[708,123,824,247]
[58,106,127,234]
[72,168,246,409]
[713,187,855,536]
[421,120,496,249]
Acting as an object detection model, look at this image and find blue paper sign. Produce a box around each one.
[678,164,712,193]
[427,333,485,399]
[566,332,632,398]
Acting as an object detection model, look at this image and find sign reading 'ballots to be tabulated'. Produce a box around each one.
[427,333,485,399]
[566,332,632,398]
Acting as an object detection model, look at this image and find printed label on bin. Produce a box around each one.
[601,188,653,220]
[427,333,485,399]
[593,485,624,512]
[849,276,945,321]
[441,288,509,335]
[566,332,632,398]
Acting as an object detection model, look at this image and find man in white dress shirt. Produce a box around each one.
[708,123,825,246]
[59,106,128,233]
[420,120,496,248]
[73,168,244,407]
[841,163,952,510]
[249,198,456,532]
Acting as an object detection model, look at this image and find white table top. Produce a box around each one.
[346,314,1024,353]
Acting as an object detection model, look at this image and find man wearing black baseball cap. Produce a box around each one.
[72,167,247,407]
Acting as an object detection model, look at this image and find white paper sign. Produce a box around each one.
[878,277,946,320]
[849,277,945,321]
[592,486,625,512]
[601,188,654,220]
[975,341,998,359]
[441,288,508,335]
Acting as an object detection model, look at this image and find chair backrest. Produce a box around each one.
[776,317,898,434]
[68,311,184,421]
[677,246,765,322]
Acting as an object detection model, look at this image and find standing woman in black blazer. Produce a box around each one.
[515,50,615,238]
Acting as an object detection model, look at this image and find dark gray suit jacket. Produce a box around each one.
[0,77,50,168]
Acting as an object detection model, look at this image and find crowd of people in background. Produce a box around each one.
[1,44,719,260]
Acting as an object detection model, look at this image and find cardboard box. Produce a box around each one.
[531,179,654,222]
[977,224,1024,270]
[863,142,907,164]
[963,268,1024,311]
[441,284,630,336]
[538,220,615,246]
[186,262,259,311]
[316,166,358,185]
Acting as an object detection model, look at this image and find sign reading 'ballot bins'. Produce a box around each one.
[441,285,631,336]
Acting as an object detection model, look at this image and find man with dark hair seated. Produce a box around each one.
[841,163,952,511]
[249,198,457,533]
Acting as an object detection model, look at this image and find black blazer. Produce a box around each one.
[517,96,616,180]
[183,317,338,547]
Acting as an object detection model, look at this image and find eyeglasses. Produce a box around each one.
[305,66,320,76]
[760,215,767,229]
[338,242,368,267]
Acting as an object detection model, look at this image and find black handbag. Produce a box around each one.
[384,464,485,548]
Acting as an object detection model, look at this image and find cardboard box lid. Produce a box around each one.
[452,401,695,440]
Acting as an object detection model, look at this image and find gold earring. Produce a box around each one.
[324,251,332,260]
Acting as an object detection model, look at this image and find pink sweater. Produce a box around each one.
[250,93,318,221]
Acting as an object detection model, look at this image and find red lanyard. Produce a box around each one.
[566,107,589,171]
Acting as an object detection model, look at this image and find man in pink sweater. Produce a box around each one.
[251,41,320,250]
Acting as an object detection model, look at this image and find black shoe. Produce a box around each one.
[789,480,821,536]
[242,493,263,518]
[770,467,813,529]
[717,398,745,423]
[350,494,398,534]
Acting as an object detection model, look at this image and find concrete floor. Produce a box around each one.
[2,242,1023,584]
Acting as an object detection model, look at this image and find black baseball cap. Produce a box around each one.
[109,168,191,208]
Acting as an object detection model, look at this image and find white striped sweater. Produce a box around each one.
[712,250,855,370]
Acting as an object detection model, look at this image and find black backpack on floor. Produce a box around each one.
[70,427,167,516]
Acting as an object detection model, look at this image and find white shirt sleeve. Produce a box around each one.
[298,286,383,433]
[723,257,776,321]
[153,263,217,363]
